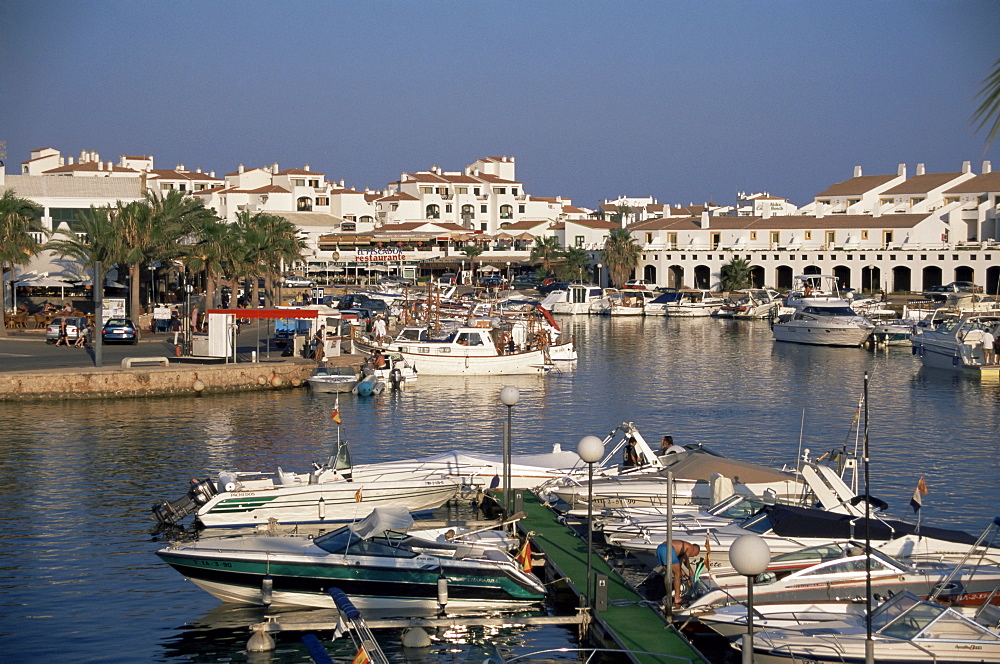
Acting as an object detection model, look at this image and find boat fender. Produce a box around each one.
[261,574,273,605]
[437,575,449,608]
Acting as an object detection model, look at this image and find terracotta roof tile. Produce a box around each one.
[815,174,898,197]
[881,172,964,195]
[943,172,1000,194]
[277,168,325,176]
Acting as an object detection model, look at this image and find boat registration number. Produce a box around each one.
[195,560,233,568]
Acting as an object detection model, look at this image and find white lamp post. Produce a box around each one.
[596,263,603,287]
[577,435,605,608]
[731,534,771,664]
[499,386,520,517]
[506,261,511,286]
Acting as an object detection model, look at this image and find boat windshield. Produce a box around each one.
[801,306,857,316]
[769,543,846,564]
[707,496,774,520]
[740,512,773,534]
[314,528,418,558]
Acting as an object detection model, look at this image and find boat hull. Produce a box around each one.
[772,322,872,346]
[195,480,458,528]
[156,546,544,611]
[391,347,565,375]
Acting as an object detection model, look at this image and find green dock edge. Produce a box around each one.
[517,491,710,664]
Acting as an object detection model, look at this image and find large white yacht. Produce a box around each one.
[771,275,874,347]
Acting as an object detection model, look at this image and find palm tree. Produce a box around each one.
[47,205,123,306]
[462,245,484,283]
[235,211,306,307]
[973,57,1000,147]
[183,215,231,309]
[610,203,632,227]
[0,190,45,336]
[528,235,561,276]
[557,245,592,282]
[114,200,167,318]
[720,257,754,292]
[601,227,640,287]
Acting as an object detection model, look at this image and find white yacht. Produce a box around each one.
[772,275,873,346]
[661,289,727,317]
[540,284,605,315]
[910,312,1000,374]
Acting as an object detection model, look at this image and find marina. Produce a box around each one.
[1,315,999,663]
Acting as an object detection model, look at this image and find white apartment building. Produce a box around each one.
[624,162,1000,293]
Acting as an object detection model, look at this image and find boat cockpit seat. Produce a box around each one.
[277,467,298,486]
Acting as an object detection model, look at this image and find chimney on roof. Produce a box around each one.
[196,167,202,173]
[897,163,906,177]
[962,160,971,173]
[238,164,245,174]
[67,156,74,165]
[210,171,215,178]
[339,179,345,187]
[916,163,925,176]
[984,160,992,174]
[272,162,279,173]
[176,164,185,171]
[98,161,104,171]
[304,164,310,171]
[701,210,710,228]
[854,165,862,177]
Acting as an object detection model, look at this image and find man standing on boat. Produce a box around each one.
[372,315,388,345]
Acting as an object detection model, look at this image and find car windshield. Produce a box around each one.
[105,319,129,326]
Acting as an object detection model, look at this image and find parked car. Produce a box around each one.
[45,316,88,344]
[924,281,983,301]
[623,279,650,290]
[337,293,372,310]
[478,276,504,288]
[283,277,315,288]
[101,318,140,345]
[512,275,540,290]
[363,299,389,317]
[438,273,458,285]
[538,280,571,295]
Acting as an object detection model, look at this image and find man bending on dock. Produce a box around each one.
[656,539,700,606]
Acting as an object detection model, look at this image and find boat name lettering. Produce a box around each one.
[231,492,257,497]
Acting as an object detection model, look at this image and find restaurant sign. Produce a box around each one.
[355,247,407,262]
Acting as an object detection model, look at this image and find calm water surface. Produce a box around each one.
[2,317,998,663]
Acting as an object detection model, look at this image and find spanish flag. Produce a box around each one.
[331,409,342,424]
[352,646,370,664]
[515,539,532,572]
[909,476,928,513]
[354,488,363,502]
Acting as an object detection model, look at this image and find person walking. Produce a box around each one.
[55,318,69,346]
[372,315,388,344]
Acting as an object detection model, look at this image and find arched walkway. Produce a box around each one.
[643,265,657,284]
[832,265,851,290]
[775,266,794,290]
[750,265,765,288]
[668,265,684,289]
[694,265,712,289]
[891,266,912,293]
[922,266,943,290]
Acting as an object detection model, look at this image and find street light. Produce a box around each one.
[596,263,603,287]
[577,435,605,608]
[148,264,156,309]
[731,534,771,664]
[499,386,520,517]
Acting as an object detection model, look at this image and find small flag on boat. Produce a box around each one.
[332,615,349,640]
[352,646,370,664]
[909,476,928,512]
[489,475,500,490]
[354,487,363,502]
[515,539,532,572]
[331,408,342,424]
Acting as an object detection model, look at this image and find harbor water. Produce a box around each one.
[1,316,998,663]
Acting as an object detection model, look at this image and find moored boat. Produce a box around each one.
[156,507,547,611]
[772,275,874,346]
[910,311,1000,374]
[307,365,358,393]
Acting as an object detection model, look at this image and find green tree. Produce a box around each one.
[183,215,232,309]
[556,245,592,282]
[973,57,1000,147]
[610,203,632,227]
[528,235,561,275]
[461,244,484,283]
[235,211,305,307]
[601,227,640,287]
[720,257,754,292]
[48,205,123,311]
[0,190,45,336]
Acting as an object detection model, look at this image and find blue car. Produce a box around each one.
[102,318,140,344]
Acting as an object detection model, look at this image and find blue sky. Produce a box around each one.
[2,1,998,209]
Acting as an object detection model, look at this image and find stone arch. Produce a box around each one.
[775,266,794,290]
[643,265,657,283]
[891,265,912,293]
[694,265,712,289]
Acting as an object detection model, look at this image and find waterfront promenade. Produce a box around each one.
[0,322,353,400]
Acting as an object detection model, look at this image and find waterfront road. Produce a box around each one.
[0,321,327,373]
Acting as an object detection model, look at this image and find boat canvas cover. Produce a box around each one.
[762,504,991,547]
[348,506,414,539]
[658,451,797,484]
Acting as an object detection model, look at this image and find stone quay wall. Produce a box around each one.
[0,358,356,401]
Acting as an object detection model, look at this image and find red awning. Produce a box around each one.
[207,308,319,319]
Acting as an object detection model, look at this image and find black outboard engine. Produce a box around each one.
[151,478,218,526]
[390,367,403,389]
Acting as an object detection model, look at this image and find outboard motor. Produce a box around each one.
[390,367,403,389]
[151,478,218,526]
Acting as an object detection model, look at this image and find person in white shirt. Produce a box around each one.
[982,329,996,365]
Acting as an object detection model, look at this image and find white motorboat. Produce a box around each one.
[910,312,1000,373]
[772,275,874,346]
[742,591,1000,663]
[687,547,1000,612]
[351,422,668,491]
[730,289,783,319]
[662,289,727,317]
[306,365,358,393]
[591,289,653,316]
[540,284,605,315]
[152,440,460,529]
[156,507,547,611]
[644,289,681,316]
[384,325,574,375]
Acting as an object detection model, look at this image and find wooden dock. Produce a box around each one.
[518,491,710,664]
